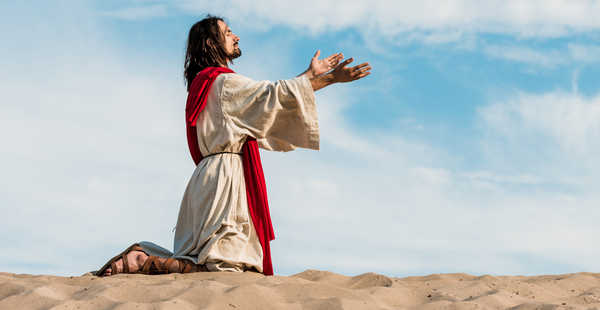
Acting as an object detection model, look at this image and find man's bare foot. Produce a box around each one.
[103,250,149,276]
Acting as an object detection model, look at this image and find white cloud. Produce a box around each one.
[461,171,545,185]
[100,4,168,20]
[568,43,600,63]
[99,1,600,67]
[479,91,600,162]
[480,43,600,67]
[170,1,600,66]
[176,0,600,40]
[483,45,566,67]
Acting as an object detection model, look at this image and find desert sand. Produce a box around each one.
[1,269,599,309]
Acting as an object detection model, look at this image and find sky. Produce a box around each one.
[1,0,600,277]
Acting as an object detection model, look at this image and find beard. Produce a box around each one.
[229,46,242,60]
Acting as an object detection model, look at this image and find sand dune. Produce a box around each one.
[1,270,599,309]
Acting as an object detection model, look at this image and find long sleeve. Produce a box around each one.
[218,73,320,152]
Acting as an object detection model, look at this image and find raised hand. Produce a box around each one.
[307,50,344,78]
[306,53,372,91]
[331,58,371,83]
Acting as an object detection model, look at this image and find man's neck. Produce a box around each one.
[218,60,230,68]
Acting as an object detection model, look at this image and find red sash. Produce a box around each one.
[185,67,275,276]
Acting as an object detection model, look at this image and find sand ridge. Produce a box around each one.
[1,270,599,309]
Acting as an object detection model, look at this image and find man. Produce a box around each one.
[97,15,370,276]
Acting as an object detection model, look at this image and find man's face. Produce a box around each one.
[218,20,241,60]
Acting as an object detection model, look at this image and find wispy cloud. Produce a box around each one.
[483,45,566,67]
[568,43,600,63]
[480,91,600,160]
[175,0,600,40]
[170,1,600,66]
[481,43,600,67]
[100,4,167,21]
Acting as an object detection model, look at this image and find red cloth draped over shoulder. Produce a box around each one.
[185,66,275,276]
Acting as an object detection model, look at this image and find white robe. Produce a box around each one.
[138,73,319,272]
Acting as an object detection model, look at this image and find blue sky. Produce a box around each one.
[2,1,600,277]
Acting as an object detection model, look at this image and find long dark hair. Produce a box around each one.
[184,15,229,91]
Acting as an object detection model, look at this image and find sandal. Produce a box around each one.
[94,243,146,276]
[140,256,208,275]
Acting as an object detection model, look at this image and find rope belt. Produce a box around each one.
[201,151,243,161]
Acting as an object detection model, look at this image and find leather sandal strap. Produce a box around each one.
[137,256,208,275]
[122,252,129,273]
[141,256,159,274]
[110,262,119,275]
[179,260,193,273]
[142,256,172,275]
[179,259,206,273]
[164,258,180,273]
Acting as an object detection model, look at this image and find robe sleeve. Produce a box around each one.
[219,73,320,152]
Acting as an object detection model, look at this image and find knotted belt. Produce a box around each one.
[201,151,243,160]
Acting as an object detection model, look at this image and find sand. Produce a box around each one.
[1,270,599,309]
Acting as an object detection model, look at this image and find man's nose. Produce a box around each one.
[234,35,240,42]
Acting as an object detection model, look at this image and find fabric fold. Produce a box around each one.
[185,67,275,275]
